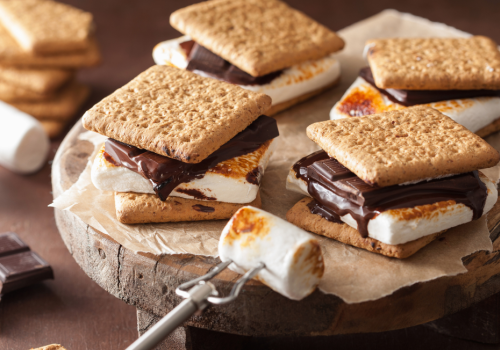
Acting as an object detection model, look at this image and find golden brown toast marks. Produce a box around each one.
[115,191,262,224]
[170,0,344,77]
[82,65,272,163]
[286,197,444,259]
[0,24,100,68]
[0,66,74,93]
[367,36,500,90]
[11,81,89,120]
[306,106,500,187]
[0,0,93,54]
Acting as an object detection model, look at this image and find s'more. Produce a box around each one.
[83,65,279,224]
[287,106,500,259]
[330,36,500,137]
[153,0,345,116]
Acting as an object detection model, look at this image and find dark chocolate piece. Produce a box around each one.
[291,150,331,183]
[192,204,216,213]
[185,41,283,85]
[307,199,342,223]
[179,40,195,57]
[360,67,500,106]
[105,115,279,201]
[292,153,488,238]
[0,232,53,295]
[176,188,216,201]
[0,232,29,258]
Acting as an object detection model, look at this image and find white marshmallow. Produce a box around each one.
[330,77,500,133]
[0,101,49,174]
[286,164,497,245]
[153,37,341,106]
[219,206,324,300]
[91,139,276,204]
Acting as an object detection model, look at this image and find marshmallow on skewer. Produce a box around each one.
[0,101,49,174]
[219,206,324,301]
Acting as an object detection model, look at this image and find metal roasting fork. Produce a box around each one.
[125,260,266,350]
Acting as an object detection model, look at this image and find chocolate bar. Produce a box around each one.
[360,67,500,106]
[185,41,282,85]
[0,232,53,295]
[104,115,279,201]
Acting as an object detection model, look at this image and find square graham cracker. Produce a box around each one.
[0,0,93,54]
[0,80,55,102]
[366,36,500,90]
[170,0,344,77]
[306,106,500,187]
[0,66,74,93]
[0,23,100,68]
[115,191,262,224]
[11,81,90,120]
[286,197,444,259]
[82,65,272,163]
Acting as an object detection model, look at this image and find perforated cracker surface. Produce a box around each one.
[82,65,271,163]
[0,0,93,54]
[307,106,500,187]
[366,36,500,90]
[170,0,344,77]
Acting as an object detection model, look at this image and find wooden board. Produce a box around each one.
[51,113,500,338]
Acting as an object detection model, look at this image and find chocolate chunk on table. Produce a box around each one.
[0,232,53,295]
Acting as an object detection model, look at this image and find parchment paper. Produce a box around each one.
[51,10,498,303]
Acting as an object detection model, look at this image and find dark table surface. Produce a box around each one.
[1,0,500,349]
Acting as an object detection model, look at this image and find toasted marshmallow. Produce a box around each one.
[153,36,341,106]
[286,164,497,245]
[91,140,276,204]
[330,77,500,133]
[219,206,324,300]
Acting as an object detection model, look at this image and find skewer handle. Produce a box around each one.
[125,282,215,350]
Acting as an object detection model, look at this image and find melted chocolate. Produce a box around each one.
[185,41,283,85]
[176,188,215,201]
[246,167,261,185]
[293,153,488,238]
[360,67,500,106]
[307,200,342,223]
[192,204,215,213]
[105,115,279,201]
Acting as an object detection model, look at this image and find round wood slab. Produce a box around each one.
[52,119,500,338]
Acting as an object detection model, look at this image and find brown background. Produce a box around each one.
[1,0,500,349]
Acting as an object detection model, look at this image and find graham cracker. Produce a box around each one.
[0,24,100,68]
[0,80,55,102]
[0,66,74,93]
[170,0,344,77]
[266,77,340,116]
[82,65,271,163]
[307,106,500,187]
[40,120,65,139]
[286,197,444,259]
[31,345,67,350]
[10,81,90,120]
[366,36,500,90]
[0,0,93,54]
[115,191,262,224]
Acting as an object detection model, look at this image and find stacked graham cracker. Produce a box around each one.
[0,0,100,138]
